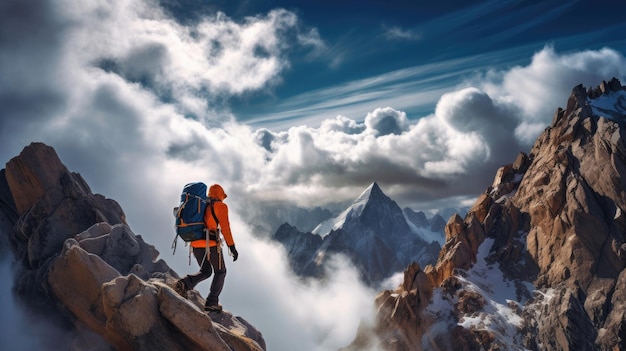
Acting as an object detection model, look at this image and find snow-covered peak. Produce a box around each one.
[312,182,385,237]
[590,89,626,120]
[353,181,386,210]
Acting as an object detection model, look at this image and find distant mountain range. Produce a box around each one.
[272,182,467,286]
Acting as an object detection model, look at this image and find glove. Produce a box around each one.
[228,245,238,262]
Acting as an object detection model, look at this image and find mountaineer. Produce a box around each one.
[174,183,238,312]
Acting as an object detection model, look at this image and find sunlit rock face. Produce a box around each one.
[512,78,626,351]
[0,142,266,351]
[345,78,626,351]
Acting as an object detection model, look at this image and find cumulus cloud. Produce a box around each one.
[364,107,410,136]
[473,46,626,144]
[240,45,625,209]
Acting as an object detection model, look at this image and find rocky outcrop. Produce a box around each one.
[0,142,265,351]
[347,78,626,350]
[341,262,434,351]
[513,78,626,350]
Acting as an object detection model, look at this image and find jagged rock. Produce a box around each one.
[5,143,126,269]
[597,268,626,349]
[0,142,266,351]
[515,80,626,298]
[450,326,497,351]
[345,78,626,350]
[48,239,129,349]
[521,286,598,351]
[430,209,487,287]
[4,142,69,216]
[344,262,433,351]
[456,290,485,315]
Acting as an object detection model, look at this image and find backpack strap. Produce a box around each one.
[210,200,220,225]
[198,200,222,268]
[207,200,220,240]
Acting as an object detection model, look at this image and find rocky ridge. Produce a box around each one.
[345,78,626,350]
[0,143,265,351]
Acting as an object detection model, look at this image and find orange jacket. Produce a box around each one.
[191,184,235,248]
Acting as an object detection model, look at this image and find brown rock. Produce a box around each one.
[456,290,485,315]
[48,240,128,350]
[2,143,266,351]
[5,143,126,268]
[5,142,68,215]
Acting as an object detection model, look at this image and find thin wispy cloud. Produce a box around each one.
[383,25,422,41]
[243,44,540,130]
[420,0,517,37]
[471,1,580,48]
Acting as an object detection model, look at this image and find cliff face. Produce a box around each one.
[0,142,265,351]
[513,79,626,350]
[347,78,626,351]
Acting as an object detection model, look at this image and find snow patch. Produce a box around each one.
[590,90,626,120]
[422,288,457,349]
[312,184,373,237]
[404,216,445,246]
[423,238,535,349]
[458,239,525,334]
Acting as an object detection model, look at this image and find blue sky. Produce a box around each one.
[160,0,626,129]
[1,1,626,350]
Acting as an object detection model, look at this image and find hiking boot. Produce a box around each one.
[173,280,188,297]
[204,303,223,313]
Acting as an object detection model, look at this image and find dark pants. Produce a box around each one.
[182,246,226,306]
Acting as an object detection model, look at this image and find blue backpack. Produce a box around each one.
[172,182,209,253]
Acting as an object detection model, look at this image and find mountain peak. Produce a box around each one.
[281,181,438,285]
[587,77,626,120]
[354,181,384,205]
[560,77,626,125]
[367,181,384,197]
[312,181,390,236]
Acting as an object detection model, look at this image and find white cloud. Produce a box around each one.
[0,258,76,350]
[474,46,626,144]
[52,0,314,121]
[364,107,410,136]
[214,220,377,351]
